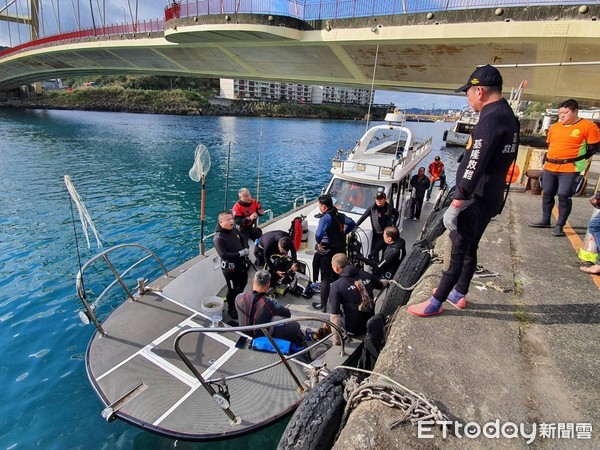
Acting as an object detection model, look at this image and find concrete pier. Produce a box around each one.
[334,157,600,449]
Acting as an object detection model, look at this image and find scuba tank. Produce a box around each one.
[300,216,308,249]
[290,216,302,251]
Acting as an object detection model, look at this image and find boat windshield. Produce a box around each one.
[327,179,384,214]
[456,122,475,134]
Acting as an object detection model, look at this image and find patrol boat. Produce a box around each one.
[442,113,479,147]
[73,111,434,441]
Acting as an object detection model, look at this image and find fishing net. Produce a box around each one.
[189,144,211,182]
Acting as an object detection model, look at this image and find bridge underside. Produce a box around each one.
[1,6,599,105]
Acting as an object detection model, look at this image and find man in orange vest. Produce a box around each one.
[528,99,600,237]
[425,156,446,202]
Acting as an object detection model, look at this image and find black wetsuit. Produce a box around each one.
[213,224,249,313]
[254,230,297,272]
[314,207,356,309]
[356,202,399,254]
[408,174,431,220]
[235,290,300,341]
[434,97,519,301]
[363,238,406,279]
[327,265,383,335]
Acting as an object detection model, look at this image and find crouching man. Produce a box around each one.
[327,253,387,345]
[235,270,301,341]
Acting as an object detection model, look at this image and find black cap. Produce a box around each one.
[455,64,503,93]
[375,192,386,199]
[434,156,441,161]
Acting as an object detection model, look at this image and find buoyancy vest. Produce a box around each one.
[324,208,346,252]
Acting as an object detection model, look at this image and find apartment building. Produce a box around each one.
[220,78,370,105]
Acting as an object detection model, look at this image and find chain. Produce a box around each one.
[340,377,447,431]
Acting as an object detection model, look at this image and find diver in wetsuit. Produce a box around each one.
[214,211,249,320]
[359,226,405,280]
[311,194,356,312]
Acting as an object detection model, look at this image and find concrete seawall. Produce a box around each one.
[334,157,600,449]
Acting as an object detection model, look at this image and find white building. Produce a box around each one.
[220,78,370,105]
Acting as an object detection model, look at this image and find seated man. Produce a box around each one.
[232,187,265,241]
[255,231,298,285]
[327,253,386,345]
[360,226,406,280]
[235,270,301,342]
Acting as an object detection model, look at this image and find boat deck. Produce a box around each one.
[86,189,441,440]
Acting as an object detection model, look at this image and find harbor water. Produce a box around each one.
[0,109,458,449]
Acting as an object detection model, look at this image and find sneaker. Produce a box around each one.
[414,217,420,221]
[528,220,552,228]
[311,302,325,312]
[407,300,443,317]
[551,226,565,237]
[432,288,467,309]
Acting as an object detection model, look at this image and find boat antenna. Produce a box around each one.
[256,129,263,201]
[189,144,212,254]
[365,44,379,132]
[224,140,232,209]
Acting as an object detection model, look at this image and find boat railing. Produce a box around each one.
[257,209,274,225]
[173,316,346,425]
[201,232,216,256]
[76,243,170,336]
[293,195,307,209]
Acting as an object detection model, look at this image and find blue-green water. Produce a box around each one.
[0,109,454,449]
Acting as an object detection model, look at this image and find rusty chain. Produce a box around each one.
[337,367,448,432]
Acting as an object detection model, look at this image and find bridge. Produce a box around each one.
[1,1,599,105]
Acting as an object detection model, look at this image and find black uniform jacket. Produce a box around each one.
[327,265,383,335]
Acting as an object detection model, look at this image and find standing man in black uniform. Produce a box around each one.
[408,65,519,317]
[355,190,399,256]
[214,211,249,320]
[408,166,431,221]
[311,194,356,312]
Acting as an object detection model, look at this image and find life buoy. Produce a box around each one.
[506,162,520,184]
[292,217,302,251]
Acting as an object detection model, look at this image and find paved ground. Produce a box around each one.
[334,157,600,449]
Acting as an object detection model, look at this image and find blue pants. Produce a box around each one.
[588,211,600,251]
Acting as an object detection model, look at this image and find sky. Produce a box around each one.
[375,91,466,111]
[0,1,465,110]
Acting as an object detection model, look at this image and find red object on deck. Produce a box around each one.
[292,217,302,251]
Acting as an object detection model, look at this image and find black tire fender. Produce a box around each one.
[443,130,448,141]
[379,243,431,317]
[277,368,354,450]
